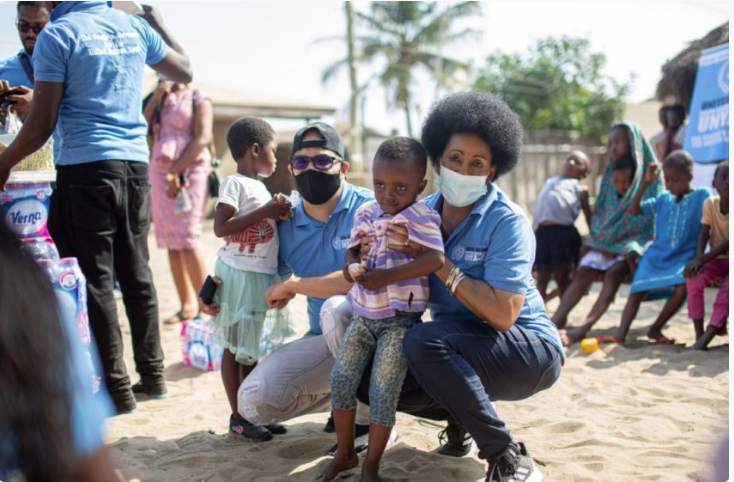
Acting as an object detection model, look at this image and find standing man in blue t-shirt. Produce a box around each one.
[0,2,49,122]
[0,1,193,415]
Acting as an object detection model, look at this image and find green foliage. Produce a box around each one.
[323,1,482,137]
[473,36,631,141]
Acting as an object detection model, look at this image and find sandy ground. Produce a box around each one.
[107,220,729,482]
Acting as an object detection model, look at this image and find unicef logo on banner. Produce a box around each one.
[5,200,48,236]
[718,60,728,94]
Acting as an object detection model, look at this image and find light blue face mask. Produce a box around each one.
[436,166,489,207]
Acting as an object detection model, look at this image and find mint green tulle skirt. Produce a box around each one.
[209,258,292,365]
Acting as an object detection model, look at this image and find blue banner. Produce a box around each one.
[684,43,728,164]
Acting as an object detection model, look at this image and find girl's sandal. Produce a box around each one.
[163,311,191,325]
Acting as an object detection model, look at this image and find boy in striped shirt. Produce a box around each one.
[318,137,444,482]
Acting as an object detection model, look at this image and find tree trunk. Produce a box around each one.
[404,100,413,138]
[345,1,363,168]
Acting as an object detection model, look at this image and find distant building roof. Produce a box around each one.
[142,73,336,121]
[656,22,729,110]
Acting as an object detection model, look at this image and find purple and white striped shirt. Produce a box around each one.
[347,201,444,319]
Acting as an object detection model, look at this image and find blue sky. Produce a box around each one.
[0,1,728,134]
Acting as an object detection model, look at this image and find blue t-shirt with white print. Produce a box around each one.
[33,2,168,165]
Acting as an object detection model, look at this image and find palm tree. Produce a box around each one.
[323,1,481,137]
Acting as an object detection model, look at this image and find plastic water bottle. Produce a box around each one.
[21,237,59,260]
[173,173,193,215]
[173,187,193,215]
[0,182,53,239]
[38,257,100,392]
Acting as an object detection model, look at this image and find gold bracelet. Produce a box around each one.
[450,272,466,296]
[445,266,460,291]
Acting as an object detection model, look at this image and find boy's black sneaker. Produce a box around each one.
[486,442,543,482]
[132,381,168,399]
[229,414,272,442]
[323,412,335,433]
[437,416,473,457]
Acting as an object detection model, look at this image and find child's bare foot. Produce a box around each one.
[564,326,589,345]
[316,451,359,482]
[360,460,380,482]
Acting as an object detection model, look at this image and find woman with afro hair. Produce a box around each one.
[356,92,563,482]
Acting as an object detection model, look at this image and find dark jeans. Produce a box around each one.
[49,160,163,405]
[356,319,562,459]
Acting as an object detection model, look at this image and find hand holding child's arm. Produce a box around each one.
[386,224,429,259]
[627,163,659,215]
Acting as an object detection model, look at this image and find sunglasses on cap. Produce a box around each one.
[290,154,343,172]
[16,23,44,34]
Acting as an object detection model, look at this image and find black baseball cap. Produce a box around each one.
[291,122,345,158]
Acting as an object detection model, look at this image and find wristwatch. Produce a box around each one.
[165,172,177,182]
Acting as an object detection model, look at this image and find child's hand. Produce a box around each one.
[198,276,223,316]
[266,195,292,221]
[684,257,704,278]
[343,262,366,282]
[345,262,365,283]
[354,268,391,291]
[645,163,660,184]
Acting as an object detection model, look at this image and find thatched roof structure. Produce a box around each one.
[656,22,728,111]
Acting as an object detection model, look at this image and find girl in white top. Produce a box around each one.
[210,118,292,441]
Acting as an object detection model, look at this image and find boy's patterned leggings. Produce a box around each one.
[330,313,419,426]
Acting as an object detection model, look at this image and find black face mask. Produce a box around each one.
[293,169,342,205]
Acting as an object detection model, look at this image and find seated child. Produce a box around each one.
[533,150,592,301]
[318,137,444,482]
[209,117,292,442]
[553,122,663,345]
[685,161,728,351]
[615,150,710,345]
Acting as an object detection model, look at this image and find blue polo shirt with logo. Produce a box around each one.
[0,50,33,88]
[32,1,168,166]
[423,186,565,360]
[278,182,374,334]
